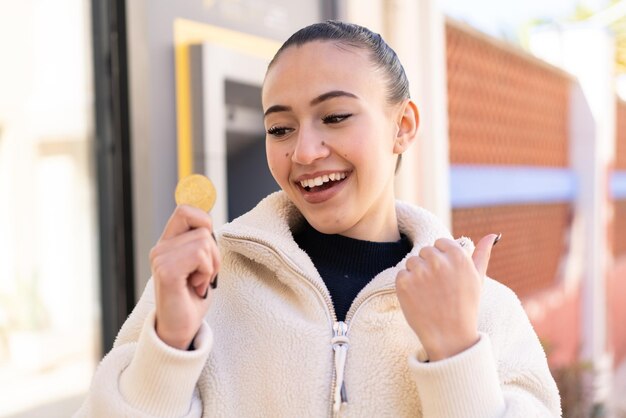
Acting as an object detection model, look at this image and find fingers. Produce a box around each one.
[404,234,500,284]
[418,245,442,261]
[152,236,219,292]
[396,235,499,361]
[152,237,212,281]
[419,238,467,258]
[160,205,213,241]
[405,238,463,272]
[472,233,500,277]
[407,236,499,275]
[195,243,220,298]
[405,255,421,272]
[151,205,221,304]
[405,247,441,275]
[395,268,415,294]
[155,227,213,253]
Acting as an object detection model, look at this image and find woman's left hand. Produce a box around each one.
[395,234,499,361]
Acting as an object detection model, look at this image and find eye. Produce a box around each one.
[322,113,352,124]
[266,126,294,138]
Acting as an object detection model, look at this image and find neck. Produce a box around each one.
[340,199,400,242]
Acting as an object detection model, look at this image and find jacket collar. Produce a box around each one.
[218,191,456,291]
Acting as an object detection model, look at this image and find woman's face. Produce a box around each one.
[262,41,415,242]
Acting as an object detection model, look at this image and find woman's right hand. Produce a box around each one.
[149,205,221,350]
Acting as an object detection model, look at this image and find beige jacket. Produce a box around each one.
[76,191,561,417]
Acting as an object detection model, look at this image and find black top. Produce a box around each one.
[293,221,412,321]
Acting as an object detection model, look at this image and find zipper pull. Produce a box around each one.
[332,321,349,417]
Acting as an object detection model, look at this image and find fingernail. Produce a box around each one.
[210,274,218,290]
[203,287,209,299]
[492,233,502,247]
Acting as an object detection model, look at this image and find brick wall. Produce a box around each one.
[446,20,572,298]
[611,100,626,366]
[445,19,626,376]
[446,22,569,167]
[616,200,626,257]
[451,204,571,298]
[615,100,626,257]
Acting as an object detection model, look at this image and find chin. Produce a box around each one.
[303,214,352,235]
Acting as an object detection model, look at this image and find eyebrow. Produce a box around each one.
[263,90,359,118]
[263,104,291,118]
[310,90,358,106]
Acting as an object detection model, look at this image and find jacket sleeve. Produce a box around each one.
[408,279,561,418]
[73,279,213,418]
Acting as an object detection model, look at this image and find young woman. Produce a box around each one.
[76,21,561,417]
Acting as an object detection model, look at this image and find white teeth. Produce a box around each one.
[299,172,347,189]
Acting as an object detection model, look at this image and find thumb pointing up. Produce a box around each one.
[472,233,501,278]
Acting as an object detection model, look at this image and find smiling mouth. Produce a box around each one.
[298,172,348,192]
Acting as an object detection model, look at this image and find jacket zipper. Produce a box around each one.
[331,321,349,417]
[220,234,396,418]
[328,287,396,417]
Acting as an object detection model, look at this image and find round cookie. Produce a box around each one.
[174,174,216,212]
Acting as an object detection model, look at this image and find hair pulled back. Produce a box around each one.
[268,20,410,104]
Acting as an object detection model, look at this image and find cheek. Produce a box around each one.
[265,146,276,175]
[266,146,288,183]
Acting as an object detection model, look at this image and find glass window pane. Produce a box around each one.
[0,1,100,416]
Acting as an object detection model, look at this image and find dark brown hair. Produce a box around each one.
[268,20,410,104]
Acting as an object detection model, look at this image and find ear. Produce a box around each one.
[393,99,419,154]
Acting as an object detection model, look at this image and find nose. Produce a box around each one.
[291,126,329,165]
